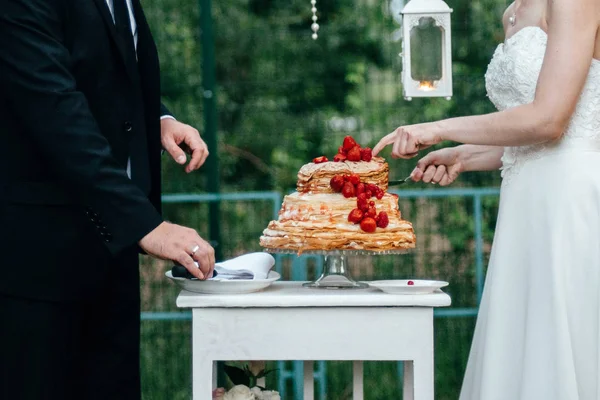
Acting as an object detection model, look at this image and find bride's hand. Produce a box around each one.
[411,147,463,186]
[373,122,442,159]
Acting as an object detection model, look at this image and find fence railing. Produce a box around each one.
[143,187,501,399]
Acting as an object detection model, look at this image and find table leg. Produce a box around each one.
[403,360,414,400]
[213,362,218,389]
[193,359,214,400]
[413,359,434,400]
[352,361,364,400]
[303,361,314,400]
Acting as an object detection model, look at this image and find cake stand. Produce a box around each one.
[265,248,409,289]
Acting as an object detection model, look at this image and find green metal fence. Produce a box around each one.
[140,187,500,399]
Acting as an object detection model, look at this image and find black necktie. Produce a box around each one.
[113,0,151,195]
[113,0,136,61]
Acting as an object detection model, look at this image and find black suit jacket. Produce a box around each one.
[0,0,166,301]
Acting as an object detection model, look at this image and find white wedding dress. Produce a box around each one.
[459,26,600,400]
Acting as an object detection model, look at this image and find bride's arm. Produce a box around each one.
[438,0,595,147]
[458,145,504,172]
[374,0,598,158]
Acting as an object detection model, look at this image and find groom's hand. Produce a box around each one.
[139,222,215,279]
[161,118,209,173]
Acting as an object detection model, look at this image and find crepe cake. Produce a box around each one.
[260,136,416,253]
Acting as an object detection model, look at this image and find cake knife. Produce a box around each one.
[387,175,413,186]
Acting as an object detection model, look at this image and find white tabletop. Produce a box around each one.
[176,281,452,308]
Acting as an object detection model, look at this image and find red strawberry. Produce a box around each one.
[330,175,345,192]
[347,208,364,224]
[376,211,389,228]
[365,190,373,199]
[343,174,351,182]
[333,153,347,162]
[367,184,379,193]
[346,146,362,162]
[338,146,347,155]
[407,280,415,286]
[358,200,369,212]
[343,136,358,151]
[366,206,377,218]
[375,190,384,200]
[356,183,366,195]
[369,201,375,206]
[313,156,328,163]
[348,174,360,186]
[361,147,373,162]
[360,217,377,233]
[357,193,369,211]
[342,182,356,198]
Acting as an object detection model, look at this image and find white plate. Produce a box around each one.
[165,270,281,294]
[368,279,448,295]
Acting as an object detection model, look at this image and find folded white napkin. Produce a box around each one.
[206,252,275,280]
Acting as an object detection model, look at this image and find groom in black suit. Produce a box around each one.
[0,0,215,399]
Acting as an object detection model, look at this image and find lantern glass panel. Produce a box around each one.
[409,17,443,89]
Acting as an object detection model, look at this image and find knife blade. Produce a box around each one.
[387,175,413,186]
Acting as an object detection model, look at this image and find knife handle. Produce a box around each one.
[172,265,195,279]
[172,265,218,279]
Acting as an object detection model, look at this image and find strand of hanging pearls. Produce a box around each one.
[311,0,319,39]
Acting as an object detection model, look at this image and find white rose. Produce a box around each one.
[249,387,280,400]
[250,387,263,399]
[224,385,256,400]
[260,390,280,400]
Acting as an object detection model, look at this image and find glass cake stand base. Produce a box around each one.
[265,248,409,290]
[303,255,368,289]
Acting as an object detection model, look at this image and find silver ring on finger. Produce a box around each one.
[190,244,200,256]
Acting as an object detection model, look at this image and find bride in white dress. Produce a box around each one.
[373,0,600,398]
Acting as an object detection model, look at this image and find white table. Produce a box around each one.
[176,282,451,399]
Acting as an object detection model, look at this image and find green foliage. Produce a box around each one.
[145,0,511,193]
[224,363,277,389]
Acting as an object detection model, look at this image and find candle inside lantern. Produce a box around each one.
[418,80,436,91]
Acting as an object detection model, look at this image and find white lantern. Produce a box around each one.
[400,0,453,100]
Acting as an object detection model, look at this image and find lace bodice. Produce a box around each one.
[484,26,600,179]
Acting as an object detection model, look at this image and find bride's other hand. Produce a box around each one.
[411,147,463,186]
[412,145,504,185]
[373,122,442,159]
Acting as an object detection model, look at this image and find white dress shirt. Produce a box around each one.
[105,0,138,48]
[105,0,172,178]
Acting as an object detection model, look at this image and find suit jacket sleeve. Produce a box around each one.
[160,103,173,119]
[0,0,163,255]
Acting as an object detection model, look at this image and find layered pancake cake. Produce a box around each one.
[260,136,416,253]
